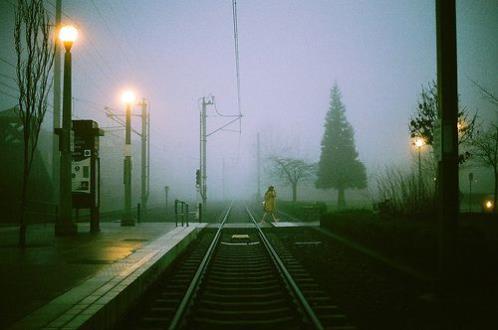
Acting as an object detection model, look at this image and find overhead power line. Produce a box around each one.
[232,0,242,117]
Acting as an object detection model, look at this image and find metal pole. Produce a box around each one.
[181,202,184,226]
[165,186,169,214]
[257,132,261,200]
[174,199,178,227]
[468,173,473,213]
[52,0,62,199]
[186,203,189,227]
[122,102,134,226]
[418,147,422,199]
[201,98,207,208]
[55,41,77,236]
[140,98,148,221]
[222,158,226,201]
[436,0,459,295]
[197,203,202,223]
[137,203,141,222]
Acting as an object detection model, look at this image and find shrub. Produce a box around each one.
[374,167,437,219]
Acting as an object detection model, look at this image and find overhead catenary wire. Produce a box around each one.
[231,0,243,163]
[88,0,135,73]
[232,0,242,117]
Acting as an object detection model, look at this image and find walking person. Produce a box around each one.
[261,186,278,224]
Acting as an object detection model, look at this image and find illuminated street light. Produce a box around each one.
[121,90,136,105]
[413,137,425,199]
[414,137,425,149]
[121,90,136,226]
[55,25,78,235]
[59,25,78,50]
[457,119,467,137]
[483,200,494,213]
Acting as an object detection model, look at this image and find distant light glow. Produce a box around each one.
[59,25,78,43]
[484,200,493,210]
[414,137,425,148]
[121,90,136,105]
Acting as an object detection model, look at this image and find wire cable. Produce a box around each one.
[232,0,242,117]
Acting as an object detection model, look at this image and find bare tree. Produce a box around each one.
[471,125,498,212]
[470,80,498,211]
[269,156,316,202]
[14,0,55,247]
[470,79,498,108]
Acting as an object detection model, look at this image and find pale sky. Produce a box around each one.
[1,1,497,203]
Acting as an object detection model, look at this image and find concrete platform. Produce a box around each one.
[206,221,319,228]
[1,222,206,329]
[271,221,320,227]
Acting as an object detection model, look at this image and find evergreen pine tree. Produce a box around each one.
[315,84,367,208]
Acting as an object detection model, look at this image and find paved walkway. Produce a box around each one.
[0,222,180,329]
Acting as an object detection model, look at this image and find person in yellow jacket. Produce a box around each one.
[261,186,278,224]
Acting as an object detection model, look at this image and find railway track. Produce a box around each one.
[120,203,355,330]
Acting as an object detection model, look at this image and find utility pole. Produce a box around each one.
[52,0,62,199]
[121,92,135,226]
[257,132,261,201]
[139,98,149,220]
[222,158,226,201]
[200,97,213,209]
[436,0,458,296]
[164,186,169,214]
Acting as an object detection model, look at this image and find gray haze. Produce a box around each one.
[1,1,497,208]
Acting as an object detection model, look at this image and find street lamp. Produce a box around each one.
[121,90,136,226]
[413,137,425,199]
[55,25,78,236]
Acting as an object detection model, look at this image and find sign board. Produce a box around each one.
[71,120,104,208]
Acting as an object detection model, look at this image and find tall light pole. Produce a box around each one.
[468,172,473,213]
[414,137,425,198]
[55,25,78,236]
[52,0,62,198]
[257,132,261,201]
[121,90,136,226]
[200,97,213,209]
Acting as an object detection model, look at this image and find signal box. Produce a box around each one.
[72,120,104,233]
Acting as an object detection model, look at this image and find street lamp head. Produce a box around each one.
[121,90,136,106]
[484,199,494,212]
[414,137,425,149]
[59,25,78,51]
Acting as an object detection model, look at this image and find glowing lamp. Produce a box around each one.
[121,90,136,105]
[484,200,494,211]
[414,137,425,148]
[59,25,78,50]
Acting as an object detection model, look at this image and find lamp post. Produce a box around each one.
[414,137,425,199]
[468,172,473,213]
[121,90,136,226]
[55,25,78,236]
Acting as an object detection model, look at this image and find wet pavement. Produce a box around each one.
[0,222,179,328]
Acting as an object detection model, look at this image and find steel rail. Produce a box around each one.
[245,206,325,330]
[168,203,233,330]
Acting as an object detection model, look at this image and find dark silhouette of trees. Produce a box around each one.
[269,156,315,202]
[14,0,55,247]
[315,84,367,208]
[470,80,498,212]
[409,81,477,164]
[471,125,498,212]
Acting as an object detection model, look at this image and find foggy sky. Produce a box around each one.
[1,1,497,204]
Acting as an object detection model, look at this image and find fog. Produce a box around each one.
[1,1,497,209]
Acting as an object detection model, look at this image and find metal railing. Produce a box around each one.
[174,199,190,227]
